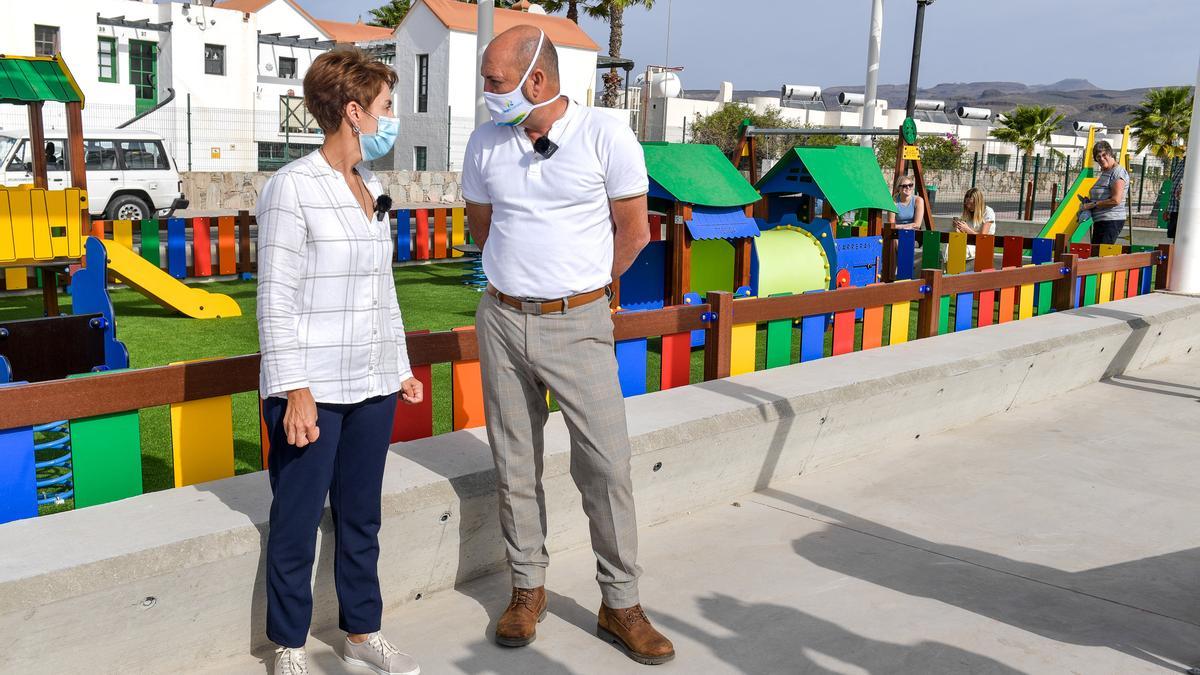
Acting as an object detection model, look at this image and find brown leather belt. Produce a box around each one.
[487,284,609,315]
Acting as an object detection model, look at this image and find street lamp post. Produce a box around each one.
[904,0,934,120]
[475,1,495,127]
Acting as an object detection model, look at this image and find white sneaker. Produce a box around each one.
[343,633,421,675]
[274,646,308,675]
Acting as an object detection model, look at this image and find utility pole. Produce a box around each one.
[475,1,495,128]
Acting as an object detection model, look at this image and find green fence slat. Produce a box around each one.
[938,295,951,334]
[921,230,942,271]
[765,319,792,369]
[1083,276,1098,306]
[68,371,143,508]
[1036,281,1053,315]
[140,220,161,267]
[764,292,793,369]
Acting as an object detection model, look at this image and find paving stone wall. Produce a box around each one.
[181,171,464,211]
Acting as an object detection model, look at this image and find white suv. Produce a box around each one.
[0,129,188,221]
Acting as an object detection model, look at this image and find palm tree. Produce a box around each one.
[1129,86,1193,161]
[367,0,411,27]
[990,105,1065,159]
[538,0,585,22]
[586,0,655,107]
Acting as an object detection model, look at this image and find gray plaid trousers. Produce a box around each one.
[474,291,641,608]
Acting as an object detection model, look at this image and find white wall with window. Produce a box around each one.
[393,3,453,171]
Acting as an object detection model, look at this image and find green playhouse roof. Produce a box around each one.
[642,142,761,208]
[756,145,897,214]
[0,55,85,107]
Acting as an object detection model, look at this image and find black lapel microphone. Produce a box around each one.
[374,194,393,221]
[534,136,559,159]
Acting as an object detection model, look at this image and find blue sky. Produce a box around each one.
[301,0,1199,91]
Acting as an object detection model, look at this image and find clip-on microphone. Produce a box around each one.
[533,136,559,159]
[373,194,393,221]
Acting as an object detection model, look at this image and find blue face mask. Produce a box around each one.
[357,109,400,162]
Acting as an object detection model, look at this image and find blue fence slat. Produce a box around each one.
[615,337,648,397]
[0,382,37,524]
[395,210,411,262]
[955,292,973,332]
[799,314,825,363]
[167,218,187,279]
[1031,238,1053,308]
[895,228,915,280]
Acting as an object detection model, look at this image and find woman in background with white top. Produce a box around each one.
[952,187,996,264]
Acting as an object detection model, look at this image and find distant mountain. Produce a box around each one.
[1030,78,1102,92]
[683,80,1185,130]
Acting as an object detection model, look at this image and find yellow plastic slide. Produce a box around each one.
[1038,171,1097,240]
[99,239,242,319]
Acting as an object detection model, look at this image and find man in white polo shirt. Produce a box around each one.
[463,25,674,666]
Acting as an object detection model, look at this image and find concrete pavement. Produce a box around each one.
[207,353,1200,675]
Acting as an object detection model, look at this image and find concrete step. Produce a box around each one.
[207,357,1200,675]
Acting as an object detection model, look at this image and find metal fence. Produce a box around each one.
[916,152,1171,224]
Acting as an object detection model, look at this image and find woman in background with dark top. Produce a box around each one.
[1079,141,1130,245]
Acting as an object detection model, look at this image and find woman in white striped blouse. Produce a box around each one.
[255,49,422,675]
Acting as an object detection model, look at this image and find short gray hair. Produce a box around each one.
[1093,140,1113,160]
[516,30,559,86]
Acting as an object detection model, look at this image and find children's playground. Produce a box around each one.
[0,53,1179,520]
[2,53,1199,674]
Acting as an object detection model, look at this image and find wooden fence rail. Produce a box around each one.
[0,246,1170,432]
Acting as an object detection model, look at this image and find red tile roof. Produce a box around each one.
[316,19,395,43]
[419,0,598,51]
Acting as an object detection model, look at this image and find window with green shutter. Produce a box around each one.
[98,37,117,83]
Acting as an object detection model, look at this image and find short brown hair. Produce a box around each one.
[304,48,397,134]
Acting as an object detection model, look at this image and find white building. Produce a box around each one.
[390,0,599,171]
[218,0,391,169]
[0,0,391,171]
[641,85,1153,173]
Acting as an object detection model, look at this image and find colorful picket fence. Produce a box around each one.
[0,241,1173,524]
[0,207,473,292]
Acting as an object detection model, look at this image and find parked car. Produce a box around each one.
[0,128,188,221]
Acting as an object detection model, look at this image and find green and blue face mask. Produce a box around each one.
[484,30,557,127]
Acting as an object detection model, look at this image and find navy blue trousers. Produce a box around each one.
[263,393,397,648]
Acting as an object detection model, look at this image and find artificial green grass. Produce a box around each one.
[8,261,1128,507]
[2,268,933,501]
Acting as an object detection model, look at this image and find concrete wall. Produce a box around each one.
[2,292,1199,673]
[181,169,463,212]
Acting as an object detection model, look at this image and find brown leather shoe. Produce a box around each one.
[494,586,547,647]
[597,603,675,665]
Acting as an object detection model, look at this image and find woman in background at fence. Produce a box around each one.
[952,187,996,263]
[887,176,925,229]
[256,49,423,675]
[1079,141,1129,245]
